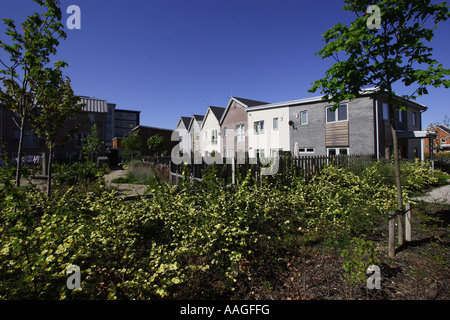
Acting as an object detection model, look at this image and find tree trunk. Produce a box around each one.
[15,117,26,187]
[389,97,404,246]
[46,144,53,198]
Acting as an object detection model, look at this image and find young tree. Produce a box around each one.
[83,124,103,162]
[122,128,143,161]
[309,0,449,249]
[0,0,67,187]
[30,75,83,197]
[147,134,166,157]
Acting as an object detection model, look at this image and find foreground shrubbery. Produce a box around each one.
[0,159,447,299]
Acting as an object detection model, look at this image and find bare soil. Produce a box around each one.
[103,168,148,197]
[232,201,449,300]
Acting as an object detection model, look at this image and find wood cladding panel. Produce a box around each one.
[326,122,349,147]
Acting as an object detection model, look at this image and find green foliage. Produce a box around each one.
[53,161,107,186]
[82,124,103,161]
[0,159,443,299]
[147,134,166,157]
[122,129,143,159]
[341,238,380,288]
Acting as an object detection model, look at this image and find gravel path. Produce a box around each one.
[413,183,450,205]
[104,168,148,197]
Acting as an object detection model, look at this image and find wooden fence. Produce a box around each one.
[170,154,374,184]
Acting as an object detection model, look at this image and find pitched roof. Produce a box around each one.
[209,106,225,120]
[177,116,191,129]
[233,97,270,108]
[188,114,204,131]
[219,97,270,124]
[437,125,450,135]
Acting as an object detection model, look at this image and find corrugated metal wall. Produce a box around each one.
[80,97,107,113]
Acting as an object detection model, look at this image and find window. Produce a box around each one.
[236,124,245,142]
[383,103,389,120]
[223,128,227,136]
[225,149,232,158]
[23,131,39,148]
[299,148,315,154]
[256,149,265,159]
[273,118,279,130]
[301,111,308,125]
[326,105,347,123]
[211,129,218,145]
[196,133,200,141]
[88,113,95,122]
[76,133,89,148]
[254,121,264,134]
[270,148,281,158]
[327,148,349,156]
[413,112,418,127]
[398,110,404,123]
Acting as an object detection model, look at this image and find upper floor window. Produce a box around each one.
[398,110,404,123]
[273,118,279,130]
[413,112,418,127]
[383,103,389,121]
[236,124,245,142]
[326,104,348,123]
[254,120,264,134]
[301,111,308,125]
[211,129,218,145]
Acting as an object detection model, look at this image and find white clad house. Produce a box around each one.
[246,103,291,158]
[200,106,226,157]
[188,114,204,155]
[176,116,192,154]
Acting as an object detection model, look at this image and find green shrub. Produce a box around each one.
[341,238,380,288]
[54,161,107,186]
[0,159,445,299]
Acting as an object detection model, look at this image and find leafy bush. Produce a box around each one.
[341,238,380,288]
[0,159,445,299]
[54,161,107,186]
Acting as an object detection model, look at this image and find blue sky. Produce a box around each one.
[1,0,449,129]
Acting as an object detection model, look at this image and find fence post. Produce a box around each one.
[405,202,412,242]
[398,209,404,246]
[389,211,396,258]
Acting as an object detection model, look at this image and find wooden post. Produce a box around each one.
[398,209,404,246]
[405,202,412,242]
[389,211,396,258]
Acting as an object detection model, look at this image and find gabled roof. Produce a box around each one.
[209,106,226,120]
[436,124,450,135]
[201,106,226,129]
[233,97,270,108]
[177,116,191,129]
[188,114,204,131]
[219,96,270,124]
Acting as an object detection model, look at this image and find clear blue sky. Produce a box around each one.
[1,0,449,129]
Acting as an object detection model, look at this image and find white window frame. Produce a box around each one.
[327,148,349,156]
[236,124,245,142]
[273,117,279,131]
[211,129,218,145]
[299,147,315,154]
[255,149,265,159]
[300,111,308,125]
[326,104,348,123]
[254,120,265,134]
